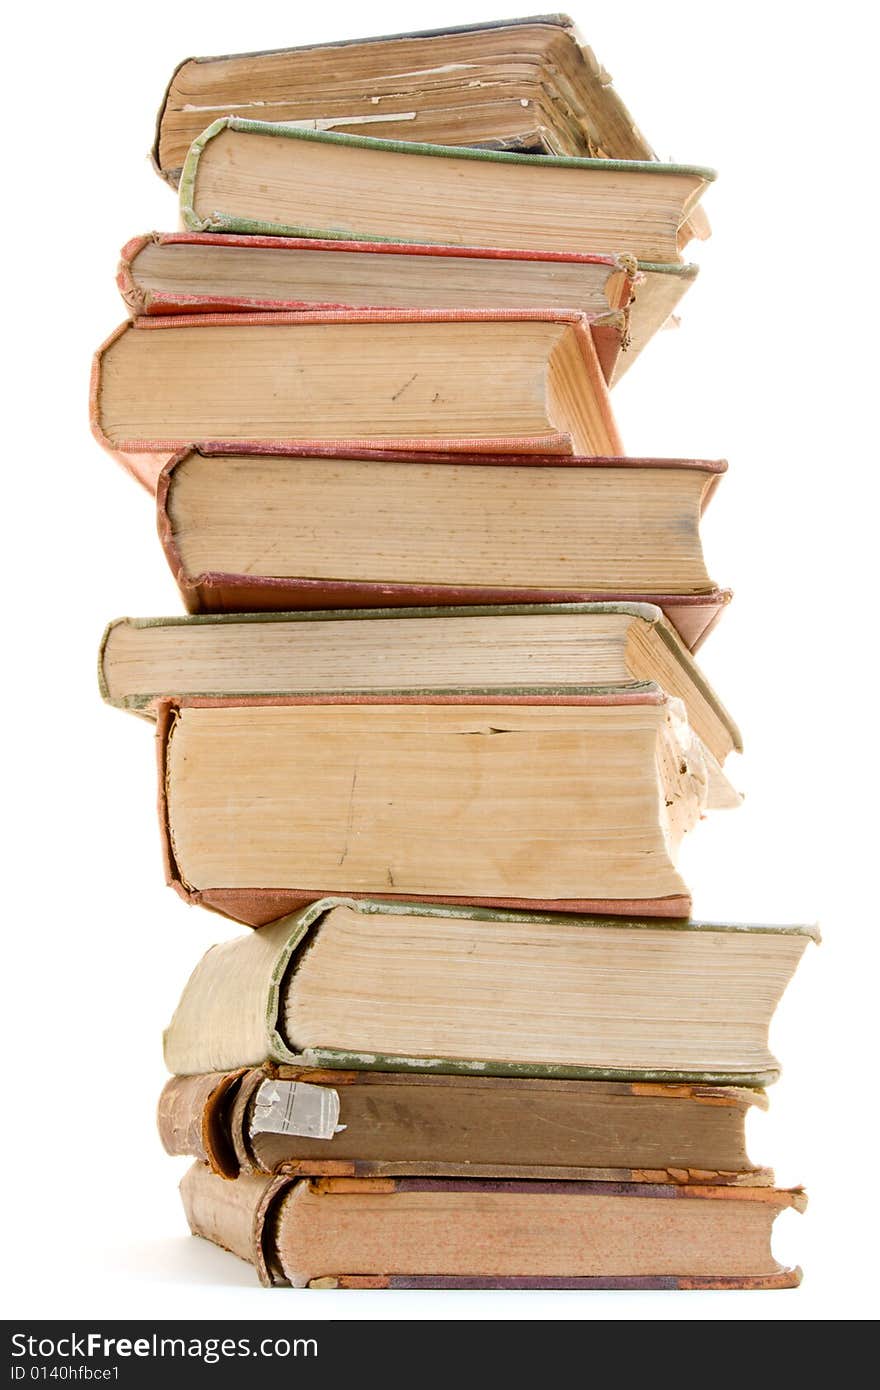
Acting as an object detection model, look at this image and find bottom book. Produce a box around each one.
[180,1163,805,1289]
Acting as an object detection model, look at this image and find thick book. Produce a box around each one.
[154,15,710,232]
[117,234,696,383]
[152,448,729,650]
[91,309,622,492]
[178,120,713,265]
[102,603,742,808]
[158,1066,772,1185]
[163,899,815,1082]
[157,692,726,922]
[179,1164,804,1289]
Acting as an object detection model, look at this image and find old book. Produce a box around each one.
[179,120,713,264]
[152,448,728,649]
[158,693,724,922]
[154,15,710,232]
[158,1066,772,1185]
[179,1164,805,1289]
[117,234,696,382]
[163,899,815,1080]
[91,310,621,492]
[100,604,742,805]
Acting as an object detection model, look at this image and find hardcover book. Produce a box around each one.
[91,310,622,491]
[151,449,729,648]
[157,692,725,922]
[101,602,742,804]
[163,898,815,1082]
[178,119,714,264]
[158,1066,773,1185]
[179,1164,804,1289]
[117,234,696,382]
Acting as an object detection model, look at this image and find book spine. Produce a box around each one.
[90,323,174,492]
[116,235,153,315]
[151,55,190,184]
[180,1162,291,1286]
[157,1071,247,1179]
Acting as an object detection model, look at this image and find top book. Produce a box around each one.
[154,14,709,241]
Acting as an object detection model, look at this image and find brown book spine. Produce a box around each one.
[180,1163,291,1286]
[157,1070,247,1179]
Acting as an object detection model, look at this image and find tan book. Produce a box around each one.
[178,120,713,265]
[180,1164,804,1289]
[163,899,815,1083]
[91,310,621,492]
[150,451,729,653]
[157,691,728,923]
[158,1067,773,1186]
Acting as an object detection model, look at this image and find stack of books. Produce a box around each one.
[95,15,813,1291]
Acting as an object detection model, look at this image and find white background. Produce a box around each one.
[3,0,877,1320]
